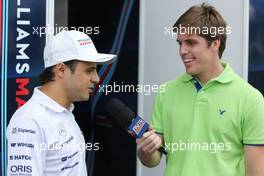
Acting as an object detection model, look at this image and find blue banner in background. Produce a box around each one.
[1,0,46,175]
[7,0,46,119]
[249,0,264,94]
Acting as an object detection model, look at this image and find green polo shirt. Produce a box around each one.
[151,63,264,176]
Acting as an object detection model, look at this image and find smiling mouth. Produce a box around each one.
[183,58,194,64]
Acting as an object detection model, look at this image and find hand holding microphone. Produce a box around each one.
[106,98,167,155]
[136,128,163,155]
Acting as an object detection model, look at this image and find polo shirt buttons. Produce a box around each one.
[196,90,208,104]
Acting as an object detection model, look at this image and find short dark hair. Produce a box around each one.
[38,60,79,85]
[173,3,227,58]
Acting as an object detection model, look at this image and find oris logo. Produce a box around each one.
[10,165,32,173]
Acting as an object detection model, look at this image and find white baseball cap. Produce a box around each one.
[43,30,116,68]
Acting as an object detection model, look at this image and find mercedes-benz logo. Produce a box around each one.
[57,123,67,137]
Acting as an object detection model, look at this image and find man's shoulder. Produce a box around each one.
[228,75,264,107]
[232,75,263,97]
[7,100,41,137]
[160,73,189,92]
[7,97,56,140]
[9,97,49,129]
[13,98,44,117]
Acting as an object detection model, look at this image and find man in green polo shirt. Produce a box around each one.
[136,3,264,176]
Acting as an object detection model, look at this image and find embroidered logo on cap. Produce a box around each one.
[78,38,92,46]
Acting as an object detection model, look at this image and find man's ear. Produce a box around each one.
[211,38,221,52]
[54,63,67,79]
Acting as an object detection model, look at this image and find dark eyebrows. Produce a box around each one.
[177,38,198,45]
[186,38,197,42]
[90,66,97,69]
[85,66,97,71]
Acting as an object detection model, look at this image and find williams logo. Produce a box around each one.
[11,143,34,148]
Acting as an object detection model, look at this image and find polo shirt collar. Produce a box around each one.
[211,63,235,84]
[181,62,235,84]
[32,87,74,113]
[181,74,193,82]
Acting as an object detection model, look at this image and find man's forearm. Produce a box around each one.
[138,149,162,167]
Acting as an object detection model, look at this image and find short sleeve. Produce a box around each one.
[242,92,264,145]
[7,117,46,176]
[150,86,165,134]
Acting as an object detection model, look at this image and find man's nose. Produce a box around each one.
[179,44,188,56]
[92,71,100,84]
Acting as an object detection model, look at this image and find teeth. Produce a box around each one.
[184,59,192,63]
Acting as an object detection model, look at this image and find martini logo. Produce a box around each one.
[78,38,92,46]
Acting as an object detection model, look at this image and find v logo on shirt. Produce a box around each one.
[219,109,226,116]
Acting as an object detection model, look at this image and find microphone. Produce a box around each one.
[106,98,167,155]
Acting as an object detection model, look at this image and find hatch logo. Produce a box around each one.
[9,155,31,161]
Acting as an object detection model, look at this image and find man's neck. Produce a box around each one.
[39,83,71,109]
[196,62,224,85]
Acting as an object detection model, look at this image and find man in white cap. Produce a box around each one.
[7,30,116,176]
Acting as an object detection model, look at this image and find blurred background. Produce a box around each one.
[1,0,263,176]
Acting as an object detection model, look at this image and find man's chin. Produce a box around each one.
[76,95,90,102]
[83,95,90,101]
[186,69,195,75]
